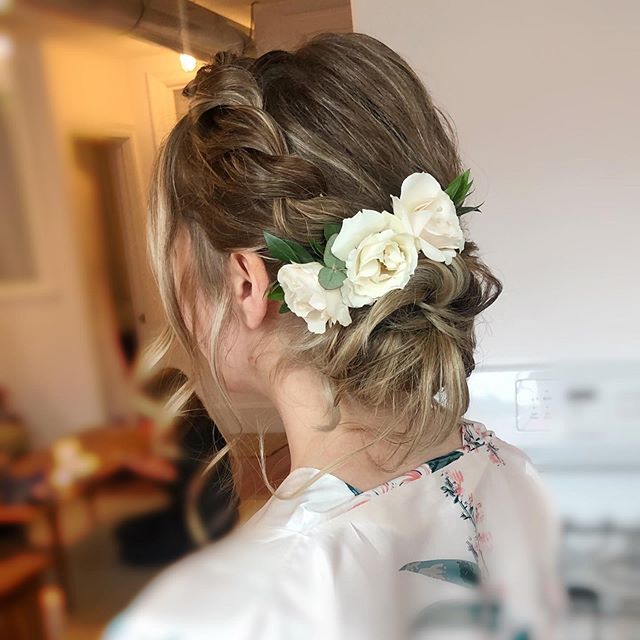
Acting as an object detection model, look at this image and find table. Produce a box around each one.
[6,424,292,611]
[7,423,168,611]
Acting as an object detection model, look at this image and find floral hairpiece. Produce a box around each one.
[263,169,482,334]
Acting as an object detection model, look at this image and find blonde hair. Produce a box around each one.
[143,32,502,537]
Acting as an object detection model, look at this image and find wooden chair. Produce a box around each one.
[0,552,51,640]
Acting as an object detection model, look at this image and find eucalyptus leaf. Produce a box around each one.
[323,222,342,243]
[318,266,347,290]
[323,234,347,269]
[263,231,315,264]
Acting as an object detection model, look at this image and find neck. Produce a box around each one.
[265,366,463,493]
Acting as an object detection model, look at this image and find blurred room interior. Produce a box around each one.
[0,0,638,639]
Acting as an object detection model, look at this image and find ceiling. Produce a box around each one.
[195,0,285,29]
[5,1,341,59]
[5,1,259,59]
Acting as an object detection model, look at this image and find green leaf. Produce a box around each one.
[456,202,484,216]
[263,231,315,264]
[266,283,285,301]
[323,234,347,270]
[445,169,471,207]
[308,238,325,259]
[263,232,299,262]
[444,173,464,202]
[288,239,316,263]
[318,266,347,290]
[323,222,342,243]
[278,301,290,314]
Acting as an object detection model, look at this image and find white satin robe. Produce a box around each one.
[103,420,566,639]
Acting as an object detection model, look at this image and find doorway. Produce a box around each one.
[71,136,142,421]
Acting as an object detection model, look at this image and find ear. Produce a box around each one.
[228,251,271,330]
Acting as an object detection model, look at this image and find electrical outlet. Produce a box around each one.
[515,378,563,432]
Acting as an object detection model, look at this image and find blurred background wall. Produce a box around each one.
[0,0,353,447]
[353,0,640,365]
[0,25,179,445]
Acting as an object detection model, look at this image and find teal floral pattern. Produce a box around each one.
[441,469,491,570]
[400,559,480,587]
[398,422,504,589]
[462,421,505,465]
[344,420,488,503]
[395,423,535,639]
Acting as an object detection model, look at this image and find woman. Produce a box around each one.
[104,32,564,639]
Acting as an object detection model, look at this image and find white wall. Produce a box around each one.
[0,26,278,444]
[0,36,106,446]
[352,0,640,366]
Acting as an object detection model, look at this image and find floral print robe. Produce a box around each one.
[103,420,565,639]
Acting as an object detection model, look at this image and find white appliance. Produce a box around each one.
[467,361,640,639]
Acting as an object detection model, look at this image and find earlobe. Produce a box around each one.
[229,251,271,331]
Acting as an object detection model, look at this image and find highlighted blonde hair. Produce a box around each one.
[143,32,502,539]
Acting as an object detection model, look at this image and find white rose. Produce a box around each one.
[330,209,419,307]
[391,172,465,265]
[277,262,352,334]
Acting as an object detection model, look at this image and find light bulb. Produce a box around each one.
[0,33,12,60]
[179,53,196,72]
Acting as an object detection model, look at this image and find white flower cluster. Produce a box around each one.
[272,171,469,334]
